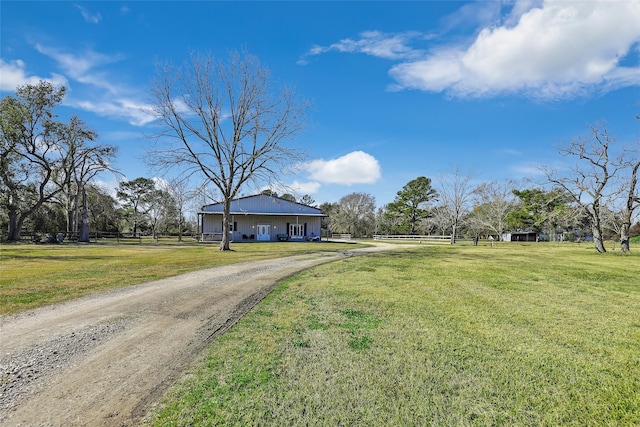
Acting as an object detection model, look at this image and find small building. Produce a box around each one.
[501,232,538,242]
[198,194,325,242]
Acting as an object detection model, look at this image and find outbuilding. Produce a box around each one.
[501,232,538,242]
[198,194,325,242]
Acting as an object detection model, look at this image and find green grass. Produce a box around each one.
[0,241,365,315]
[150,243,640,426]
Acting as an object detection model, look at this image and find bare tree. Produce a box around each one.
[54,116,118,242]
[156,177,192,241]
[330,192,376,238]
[436,168,474,243]
[621,161,639,253]
[543,125,623,253]
[147,50,308,250]
[470,179,518,239]
[613,118,640,253]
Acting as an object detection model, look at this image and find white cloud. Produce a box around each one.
[264,180,322,197]
[287,180,322,195]
[439,1,503,32]
[509,162,547,176]
[390,0,640,99]
[0,59,68,91]
[34,44,124,93]
[72,98,155,126]
[75,5,102,24]
[299,31,429,65]
[306,151,381,185]
[14,43,154,126]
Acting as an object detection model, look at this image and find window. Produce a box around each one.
[289,223,304,238]
[222,221,238,232]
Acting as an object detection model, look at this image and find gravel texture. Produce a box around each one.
[0,244,395,426]
[1,319,129,415]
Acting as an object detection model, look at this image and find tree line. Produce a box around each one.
[0,82,197,242]
[1,51,307,250]
[322,153,640,254]
[2,51,638,253]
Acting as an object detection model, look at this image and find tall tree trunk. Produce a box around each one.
[7,209,21,242]
[220,201,231,251]
[65,189,73,236]
[620,162,639,254]
[79,187,90,242]
[620,222,631,254]
[133,212,138,238]
[592,223,606,253]
[7,200,46,242]
[588,203,606,253]
[72,189,80,235]
[450,222,457,244]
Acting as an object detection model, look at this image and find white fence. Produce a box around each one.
[331,233,352,240]
[373,235,453,244]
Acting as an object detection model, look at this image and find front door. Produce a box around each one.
[257,224,270,241]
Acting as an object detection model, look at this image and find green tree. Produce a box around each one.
[116,177,156,237]
[384,176,438,234]
[299,194,316,207]
[0,81,67,241]
[261,189,278,197]
[319,201,338,238]
[507,188,573,238]
[86,184,120,234]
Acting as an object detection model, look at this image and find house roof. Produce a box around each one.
[200,194,326,217]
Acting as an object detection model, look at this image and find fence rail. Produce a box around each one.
[373,235,453,244]
[8,231,197,244]
[331,233,352,240]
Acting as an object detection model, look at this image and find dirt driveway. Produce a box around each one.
[0,244,396,426]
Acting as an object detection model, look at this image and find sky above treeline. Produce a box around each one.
[1,1,639,207]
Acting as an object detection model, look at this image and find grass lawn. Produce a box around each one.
[0,240,364,315]
[150,243,640,426]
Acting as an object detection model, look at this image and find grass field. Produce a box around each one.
[149,243,640,426]
[0,240,364,315]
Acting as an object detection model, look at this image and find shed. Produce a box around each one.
[198,194,325,242]
[501,232,538,242]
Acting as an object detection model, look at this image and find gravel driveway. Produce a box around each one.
[0,244,394,426]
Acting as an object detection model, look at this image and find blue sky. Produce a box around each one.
[2,1,639,207]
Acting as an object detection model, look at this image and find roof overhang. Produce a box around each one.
[199,211,327,217]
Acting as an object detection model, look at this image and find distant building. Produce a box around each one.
[198,194,325,242]
[501,232,538,242]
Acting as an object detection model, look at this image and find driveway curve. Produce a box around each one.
[0,243,398,426]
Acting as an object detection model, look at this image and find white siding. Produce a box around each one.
[202,214,322,242]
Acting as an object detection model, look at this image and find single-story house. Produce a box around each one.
[198,194,326,242]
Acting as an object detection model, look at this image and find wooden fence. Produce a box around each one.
[373,235,480,245]
[11,231,197,244]
[331,233,352,240]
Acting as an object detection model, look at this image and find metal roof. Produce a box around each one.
[200,194,326,216]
